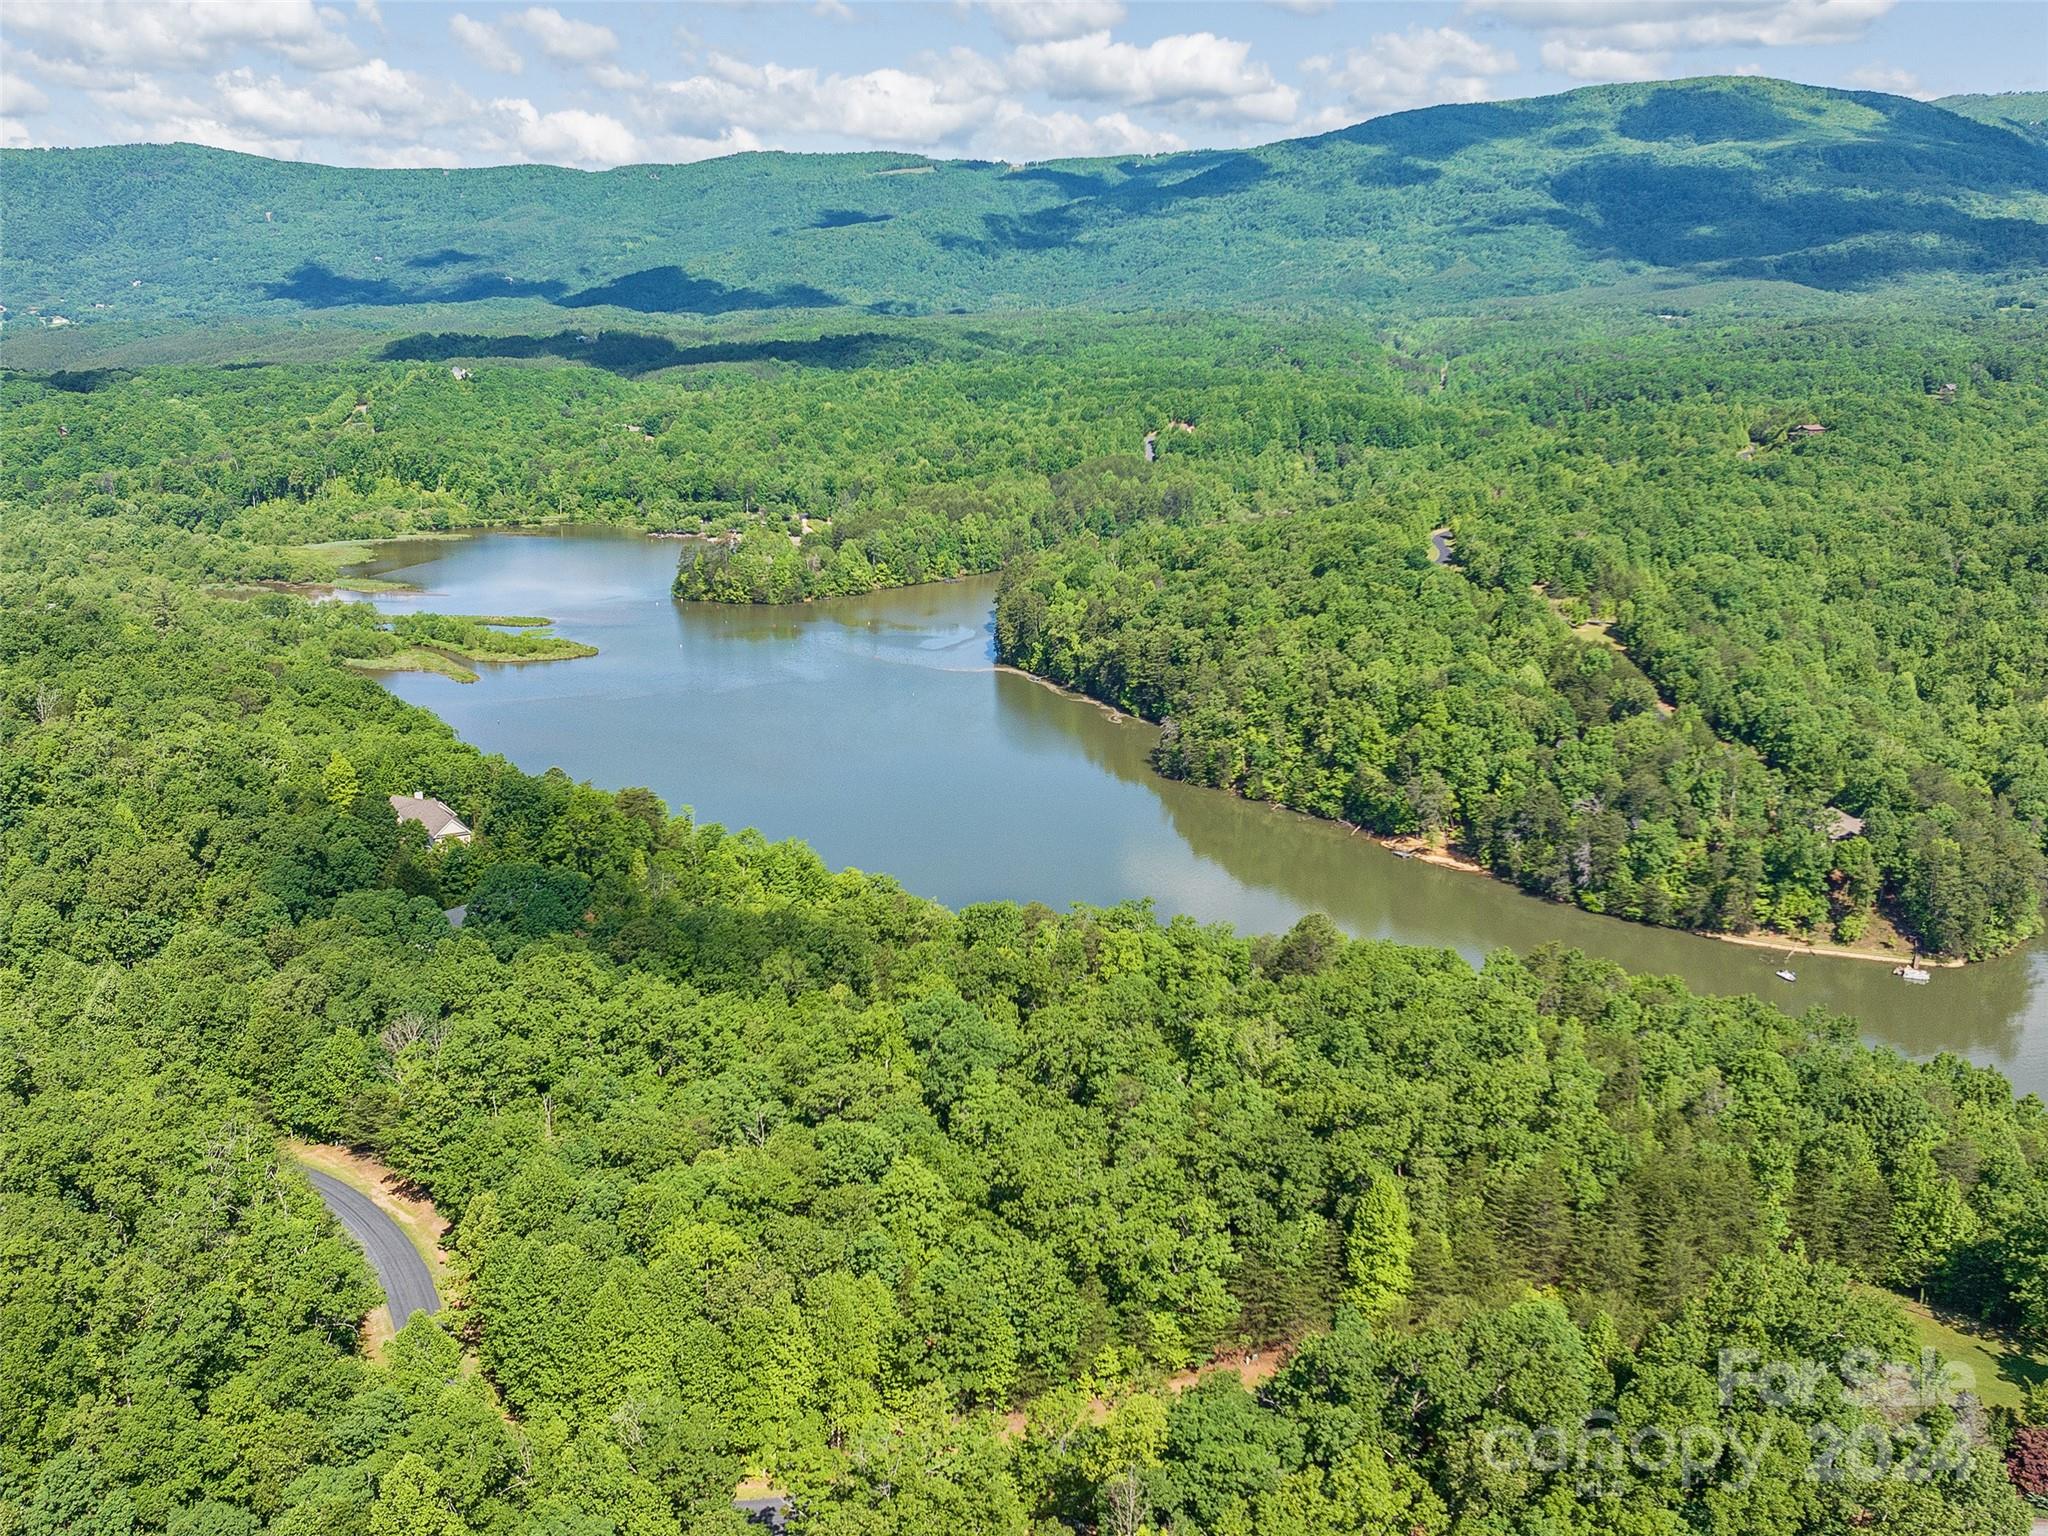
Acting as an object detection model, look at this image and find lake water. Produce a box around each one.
[348,528,2048,1099]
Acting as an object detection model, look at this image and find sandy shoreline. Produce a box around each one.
[997,661,1975,972]
[993,663,1136,722]
[317,528,1991,976]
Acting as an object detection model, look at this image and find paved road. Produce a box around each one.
[303,1167,440,1328]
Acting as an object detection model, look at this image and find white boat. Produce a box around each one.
[1894,965,1931,984]
[1775,969,1797,983]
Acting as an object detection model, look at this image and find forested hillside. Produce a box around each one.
[1937,92,2048,145]
[9,306,2045,959]
[4,479,2046,1535]
[8,64,2048,1536]
[4,75,2046,357]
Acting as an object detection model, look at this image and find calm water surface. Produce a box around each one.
[350,529,2048,1098]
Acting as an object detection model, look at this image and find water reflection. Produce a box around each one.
[348,529,2048,1098]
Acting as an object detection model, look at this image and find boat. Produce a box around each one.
[1894,965,1932,984]
[1775,969,1797,983]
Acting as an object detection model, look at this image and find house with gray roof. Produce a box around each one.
[389,792,473,844]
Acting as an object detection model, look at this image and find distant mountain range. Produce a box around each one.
[1934,90,2048,144]
[4,76,2045,349]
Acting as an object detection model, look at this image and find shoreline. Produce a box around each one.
[346,638,597,685]
[1703,926,1962,969]
[209,576,425,599]
[993,662,1134,722]
[676,567,998,606]
[994,659,1980,973]
[323,527,1995,975]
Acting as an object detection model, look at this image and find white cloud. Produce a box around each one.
[970,0,1127,43]
[644,125,766,163]
[1308,26,1517,114]
[0,116,34,148]
[659,55,994,146]
[354,141,467,169]
[651,38,1247,157]
[9,49,115,91]
[3,0,357,70]
[589,63,651,92]
[1266,0,1334,11]
[979,103,1186,159]
[1471,0,1896,51]
[450,15,524,75]
[90,77,215,127]
[1009,30,1298,122]
[2,70,51,115]
[1538,38,1664,81]
[1845,63,1934,99]
[812,0,855,18]
[213,60,467,140]
[509,6,618,64]
[492,98,639,165]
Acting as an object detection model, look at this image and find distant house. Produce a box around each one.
[1792,423,1826,436]
[450,366,472,380]
[390,792,473,844]
[1825,808,1865,841]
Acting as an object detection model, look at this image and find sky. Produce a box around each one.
[1,1,2042,169]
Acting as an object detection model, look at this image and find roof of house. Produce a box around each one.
[1825,808,1866,840]
[389,792,473,842]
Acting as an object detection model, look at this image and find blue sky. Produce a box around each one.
[2,1,2042,167]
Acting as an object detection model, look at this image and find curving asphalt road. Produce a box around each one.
[303,1167,440,1329]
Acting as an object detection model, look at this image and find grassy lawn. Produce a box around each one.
[1860,1285,2047,1410]
[344,647,479,683]
[295,532,471,565]
[326,575,422,593]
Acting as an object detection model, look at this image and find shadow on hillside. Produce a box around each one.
[407,249,486,268]
[559,266,838,313]
[812,208,894,228]
[1353,154,1441,189]
[952,152,1272,254]
[266,262,842,314]
[1614,85,1802,144]
[29,368,132,393]
[1543,153,2048,288]
[265,264,568,306]
[379,329,935,377]
[1332,100,1539,160]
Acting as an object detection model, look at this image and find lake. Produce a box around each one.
[347,528,2048,1098]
